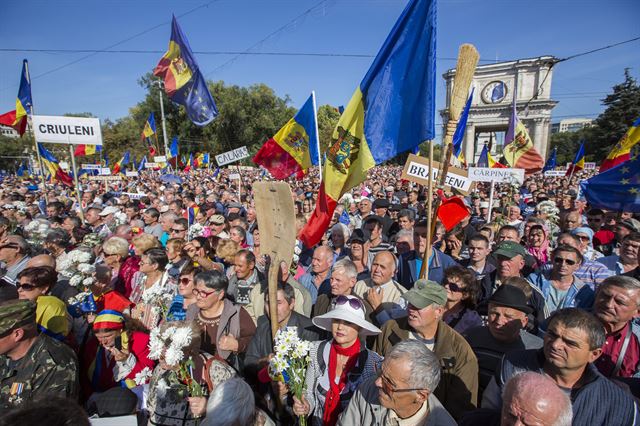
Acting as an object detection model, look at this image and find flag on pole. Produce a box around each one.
[0,60,32,136]
[252,92,320,179]
[566,141,585,176]
[503,87,544,173]
[600,117,640,172]
[451,89,474,165]
[477,144,505,168]
[184,153,193,172]
[112,151,130,175]
[138,156,147,172]
[581,156,640,213]
[299,0,437,248]
[141,113,158,156]
[154,16,218,126]
[74,144,102,156]
[38,143,73,187]
[202,153,209,167]
[542,147,557,172]
[16,162,25,177]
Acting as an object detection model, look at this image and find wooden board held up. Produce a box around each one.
[401,154,472,194]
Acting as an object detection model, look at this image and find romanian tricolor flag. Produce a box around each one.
[253,92,320,179]
[503,87,544,173]
[187,206,200,226]
[112,151,130,175]
[154,16,218,126]
[0,60,32,136]
[477,145,505,168]
[600,117,640,172]
[566,141,585,176]
[451,89,473,166]
[74,144,102,156]
[141,113,158,156]
[299,0,437,248]
[184,153,193,172]
[37,143,74,187]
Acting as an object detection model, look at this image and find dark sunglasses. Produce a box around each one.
[16,282,37,291]
[443,280,467,293]
[333,295,364,312]
[179,277,193,285]
[554,257,577,266]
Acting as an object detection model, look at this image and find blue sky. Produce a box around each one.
[1,0,639,140]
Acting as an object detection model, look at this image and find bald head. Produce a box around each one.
[501,372,572,426]
[26,254,56,269]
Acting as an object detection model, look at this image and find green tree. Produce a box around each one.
[317,104,340,155]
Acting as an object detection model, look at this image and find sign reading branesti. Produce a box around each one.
[401,154,472,193]
[467,167,525,184]
[32,115,102,145]
[215,146,249,167]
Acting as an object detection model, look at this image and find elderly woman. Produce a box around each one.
[293,295,382,426]
[166,238,188,279]
[441,266,482,335]
[130,248,177,330]
[201,378,274,426]
[15,266,58,302]
[572,226,604,261]
[329,223,351,262]
[146,320,237,425]
[229,226,248,248]
[102,236,139,297]
[526,224,551,268]
[186,270,256,371]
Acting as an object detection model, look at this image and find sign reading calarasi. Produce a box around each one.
[401,154,472,193]
[216,146,249,166]
[32,115,102,145]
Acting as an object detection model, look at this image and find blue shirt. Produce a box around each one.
[298,269,331,304]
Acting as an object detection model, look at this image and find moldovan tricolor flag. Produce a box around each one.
[299,0,437,248]
[566,141,585,176]
[112,151,130,175]
[503,87,543,173]
[74,144,102,156]
[142,113,158,156]
[37,143,73,187]
[600,117,640,172]
[253,92,320,179]
[0,60,32,136]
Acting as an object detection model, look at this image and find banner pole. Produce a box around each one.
[68,144,84,222]
[487,180,495,222]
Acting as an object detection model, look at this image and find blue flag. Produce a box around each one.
[477,145,489,167]
[543,147,557,172]
[170,137,179,158]
[16,162,25,177]
[339,210,351,226]
[212,167,220,178]
[580,156,640,212]
[138,156,147,172]
[452,89,474,163]
[154,16,218,126]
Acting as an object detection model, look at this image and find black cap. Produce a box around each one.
[389,203,402,212]
[348,228,370,244]
[363,215,385,226]
[372,198,390,209]
[488,285,533,314]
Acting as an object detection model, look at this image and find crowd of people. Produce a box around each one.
[0,164,639,426]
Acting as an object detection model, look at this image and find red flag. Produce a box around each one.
[436,190,470,231]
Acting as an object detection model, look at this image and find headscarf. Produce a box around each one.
[36,295,69,341]
[527,224,550,268]
[93,309,125,331]
[572,226,595,246]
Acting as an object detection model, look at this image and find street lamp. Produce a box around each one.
[152,80,171,160]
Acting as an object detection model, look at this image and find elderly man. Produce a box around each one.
[460,372,572,426]
[0,299,78,410]
[593,275,640,378]
[208,214,230,239]
[313,258,364,317]
[353,251,407,326]
[482,308,638,425]
[298,245,333,304]
[599,232,640,275]
[464,285,543,396]
[142,207,163,238]
[0,235,31,284]
[528,245,594,316]
[561,209,582,232]
[158,212,178,246]
[227,250,262,306]
[374,279,478,420]
[339,340,456,425]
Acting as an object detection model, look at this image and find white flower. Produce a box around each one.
[162,326,177,341]
[171,327,193,349]
[147,328,164,360]
[69,275,83,287]
[156,378,169,397]
[83,277,94,286]
[134,367,153,385]
[164,345,184,366]
[77,263,95,274]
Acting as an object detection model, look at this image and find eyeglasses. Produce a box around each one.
[179,277,193,285]
[16,282,37,291]
[333,295,364,312]
[443,280,467,293]
[171,228,186,233]
[576,235,591,241]
[554,257,577,266]
[192,288,218,298]
[375,365,428,395]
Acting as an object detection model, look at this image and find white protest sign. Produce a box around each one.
[121,192,146,199]
[89,175,122,181]
[229,173,241,180]
[584,162,596,170]
[32,115,102,145]
[544,170,566,177]
[154,156,167,163]
[126,171,139,177]
[215,146,249,166]
[99,168,111,175]
[145,162,160,169]
[81,164,101,170]
[467,167,525,184]
[401,154,472,193]
[59,161,69,171]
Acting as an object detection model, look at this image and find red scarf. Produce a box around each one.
[323,339,361,426]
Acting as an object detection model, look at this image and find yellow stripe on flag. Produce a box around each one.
[272,119,312,169]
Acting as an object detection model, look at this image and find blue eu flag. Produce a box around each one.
[543,147,557,172]
[580,156,640,213]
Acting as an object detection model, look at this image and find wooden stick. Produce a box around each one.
[420,140,434,280]
[420,44,479,279]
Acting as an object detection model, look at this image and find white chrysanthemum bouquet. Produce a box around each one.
[24,218,51,248]
[268,326,311,426]
[148,324,205,398]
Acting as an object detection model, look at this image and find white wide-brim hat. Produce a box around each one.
[312,296,381,336]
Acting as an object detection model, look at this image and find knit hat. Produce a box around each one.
[93,309,125,331]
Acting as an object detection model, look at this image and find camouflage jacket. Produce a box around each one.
[0,334,79,409]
